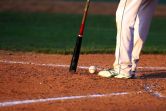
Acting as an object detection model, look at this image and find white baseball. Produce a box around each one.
[89,66,96,74]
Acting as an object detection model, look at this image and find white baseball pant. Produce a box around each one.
[113,0,158,75]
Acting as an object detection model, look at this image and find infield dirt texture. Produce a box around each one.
[0,51,166,111]
[0,0,166,111]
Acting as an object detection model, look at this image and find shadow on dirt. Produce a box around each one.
[138,71,166,79]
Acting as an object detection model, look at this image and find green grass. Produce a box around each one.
[0,12,165,54]
[143,17,166,54]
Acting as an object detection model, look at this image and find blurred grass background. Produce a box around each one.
[0,0,165,54]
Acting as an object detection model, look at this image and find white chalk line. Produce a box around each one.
[0,87,165,108]
[144,85,166,99]
[0,60,166,70]
[0,92,139,107]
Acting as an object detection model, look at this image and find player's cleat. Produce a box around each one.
[114,71,136,79]
[130,71,137,79]
[114,73,131,79]
[98,69,118,78]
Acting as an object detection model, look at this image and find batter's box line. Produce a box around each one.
[144,84,166,99]
[0,91,142,108]
[0,59,166,71]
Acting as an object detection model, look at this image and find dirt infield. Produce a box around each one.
[0,1,166,16]
[0,51,166,111]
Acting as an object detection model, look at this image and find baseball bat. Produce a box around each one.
[69,0,90,73]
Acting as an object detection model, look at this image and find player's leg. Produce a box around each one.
[98,0,143,78]
[131,0,158,72]
[98,0,158,78]
[113,0,143,77]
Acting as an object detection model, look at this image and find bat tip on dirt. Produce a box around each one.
[69,70,76,74]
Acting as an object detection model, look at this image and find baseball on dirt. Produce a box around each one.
[88,66,96,74]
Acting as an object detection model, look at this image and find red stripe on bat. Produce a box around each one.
[79,24,85,37]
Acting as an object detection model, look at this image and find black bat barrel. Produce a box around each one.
[69,37,82,73]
